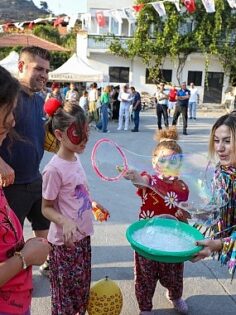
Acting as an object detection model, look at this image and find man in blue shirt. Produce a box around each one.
[131,86,141,132]
[0,46,51,275]
[172,82,190,135]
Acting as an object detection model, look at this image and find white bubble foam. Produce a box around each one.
[132,225,196,252]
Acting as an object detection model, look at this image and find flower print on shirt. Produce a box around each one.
[74,184,92,219]
[140,210,155,219]
[164,191,178,209]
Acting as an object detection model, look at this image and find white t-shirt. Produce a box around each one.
[189,87,199,102]
[42,154,94,245]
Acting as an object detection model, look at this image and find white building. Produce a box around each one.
[77,0,230,105]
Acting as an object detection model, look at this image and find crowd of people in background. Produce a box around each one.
[36,80,199,135]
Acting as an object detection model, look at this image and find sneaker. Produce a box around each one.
[39,260,50,277]
[131,129,139,132]
[166,293,188,314]
[117,127,122,131]
[183,131,188,135]
[124,128,128,131]
[103,130,110,133]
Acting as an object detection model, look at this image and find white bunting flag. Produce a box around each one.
[123,8,136,22]
[227,0,236,8]
[201,0,215,13]
[167,0,181,12]
[152,2,167,17]
[110,9,123,24]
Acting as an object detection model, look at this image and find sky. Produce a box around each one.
[32,0,87,16]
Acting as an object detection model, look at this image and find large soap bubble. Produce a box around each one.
[91,139,227,227]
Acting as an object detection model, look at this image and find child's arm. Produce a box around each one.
[42,198,85,247]
[124,169,149,188]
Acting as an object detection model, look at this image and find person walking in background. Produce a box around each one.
[124,127,189,315]
[111,85,120,120]
[45,82,63,103]
[65,82,80,105]
[96,86,110,133]
[155,82,169,130]
[172,82,190,135]
[42,102,108,315]
[0,66,51,315]
[117,85,133,131]
[79,90,89,114]
[88,82,99,123]
[168,84,178,118]
[188,82,199,120]
[61,83,70,100]
[131,86,141,132]
[0,46,51,277]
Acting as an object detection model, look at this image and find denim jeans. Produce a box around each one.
[133,109,140,130]
[188,101,197,118]
[96,103,109,132]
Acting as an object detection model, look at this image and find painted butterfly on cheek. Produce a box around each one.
[67,122,88,145]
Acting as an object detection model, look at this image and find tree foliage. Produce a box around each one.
[32,24,61,45]
[109,0,236,84]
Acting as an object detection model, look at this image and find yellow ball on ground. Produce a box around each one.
[87,277,123,315]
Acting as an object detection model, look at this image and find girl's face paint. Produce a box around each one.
[67,122,81,145]
[66,122,89,146]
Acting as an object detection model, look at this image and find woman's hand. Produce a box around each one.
[21,238,51,266]
[0,157,15,187]
[191,239,223,262]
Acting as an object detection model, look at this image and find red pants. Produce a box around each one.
[134,252,184,312]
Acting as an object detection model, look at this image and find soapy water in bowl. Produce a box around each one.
[132,225,196,252]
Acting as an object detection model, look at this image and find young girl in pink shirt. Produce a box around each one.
[42,101,108,315]
[0,67,50,315]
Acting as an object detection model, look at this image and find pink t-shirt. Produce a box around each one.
[0,189,32,314]
[42,154,94,245]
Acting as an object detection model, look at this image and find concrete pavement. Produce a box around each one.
[25,108,236,314]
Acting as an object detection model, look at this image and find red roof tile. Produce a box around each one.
[0,33,68,52]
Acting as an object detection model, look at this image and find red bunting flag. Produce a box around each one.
[53,17,64,27]
[183,0,196,13]
[96,11,106,27]
[133,4,144,12]
[28,21,34,30]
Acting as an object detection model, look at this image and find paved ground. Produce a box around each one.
[24,108,236,314]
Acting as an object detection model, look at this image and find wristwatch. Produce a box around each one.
[14,251,28,270]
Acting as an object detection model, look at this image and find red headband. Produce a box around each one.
[44,98,62,116]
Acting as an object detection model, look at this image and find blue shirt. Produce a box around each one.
[177,89,190,106]
[0,90,45,184]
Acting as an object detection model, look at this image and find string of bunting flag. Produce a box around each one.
[93,0,236,27]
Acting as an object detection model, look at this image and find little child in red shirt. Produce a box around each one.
[125,126,189,315]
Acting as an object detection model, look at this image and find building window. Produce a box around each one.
[109,67,129,83]
[187,71,202,86]
[146,69,172,84]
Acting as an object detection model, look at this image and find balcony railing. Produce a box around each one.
[87,35,130,50]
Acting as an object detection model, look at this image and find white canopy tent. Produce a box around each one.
[0,51,19,77]
[49,54,106,82]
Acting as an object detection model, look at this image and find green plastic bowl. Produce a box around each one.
[126,218,204,263]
